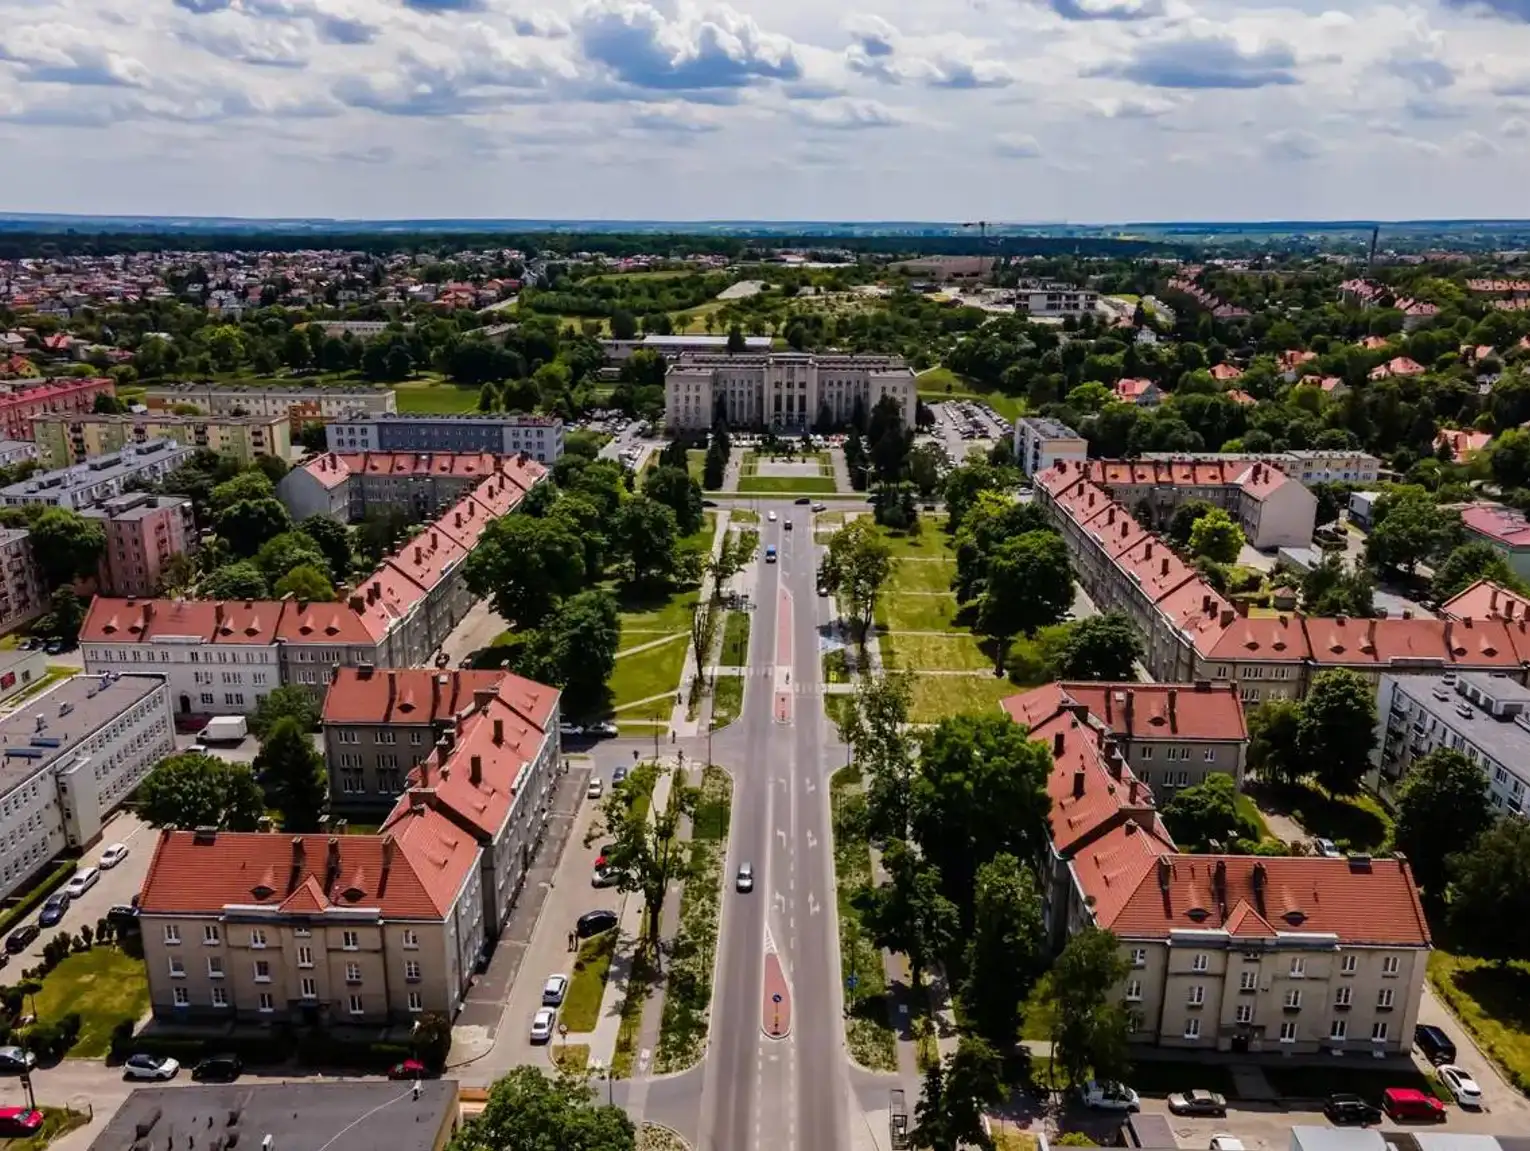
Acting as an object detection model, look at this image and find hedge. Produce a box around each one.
[113,1024,412,1072]
[0,860,77,937]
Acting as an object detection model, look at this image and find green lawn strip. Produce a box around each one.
[656,767,732,1073]
[394,384,481,414]
[730,509,759,524]
[825,693,854,733]
[551,1043,589,1073]
[610,950,655,1079]
[609,642,689,711]
[831,766,898,1071]
[1234,793,1271,842]
[11,1108,88,1151]
[884,594,964,633]
[31,946,149,1057]
[737,476,837,494]
[618,585,701,633]
[822,648,851,684]
[686,450,707,484]
[908,675,1019,724]
[560,930,617,1032]
[619,630,684,654]
[882,633,991,672]
[876,521,954,559]
[888,558,958,594]
[720,611,751,667]
[915,369,1026,421]
[711,675,744,727]
[1429,949,1530,1094]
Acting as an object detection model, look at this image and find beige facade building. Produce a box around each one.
[32,411,291,469]
[1015,416,1088,479]
[143,383,397,419]
[664,352,918,432]
[0,528,45,633]
[1140,450,1382,487]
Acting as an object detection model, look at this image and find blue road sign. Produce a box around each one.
[847,976,859,991]
[772,993,783,1004]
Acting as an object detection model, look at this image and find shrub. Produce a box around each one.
[411,1012,452,1072]
[109,1018,136,1061]
[1056,1135,1098,1148]
[0,861,78,938]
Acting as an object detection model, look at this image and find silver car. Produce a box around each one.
[736,863,754,893]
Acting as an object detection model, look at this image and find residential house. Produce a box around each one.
[1435,428,1493,462]
[1460,503,1530,582]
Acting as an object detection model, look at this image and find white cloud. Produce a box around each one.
[994,131,1042,157]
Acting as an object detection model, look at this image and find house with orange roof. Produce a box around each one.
[1277,350,1316,379]
[1435,427,1493,462]
[1358,335,1391,350]
[1226,389,1256,406]
[1210,362,1243,382]
[136,812,487,1026]
[278,450,543,525]
[1113,378,1162,406]
[1369,356,1426,380]
[1440,578,1530,624]
[1461,502,1530,581]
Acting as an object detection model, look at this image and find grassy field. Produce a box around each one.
[9,1109,88,1151]
[877,520,955,558]
[824,692,854,734]
[907,676,1017,723]
[712,674,743,727]
[878,593,963,633]
[551,1043,589,1073]
[395,382,481,413]
[831,766,898,1072]
[822,649,851,684]
[32,947,149,1057]
[561,930,616,1031]
[916,368,1026,421]
[719,611,751,666]
[737,476,837,494]
[1429,948,1530,1094]
[670,299,732,334]
[880,632,991,672]
[1246,780,1393,853]
[610,642,688,711]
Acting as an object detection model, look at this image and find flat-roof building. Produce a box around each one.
[325,413,564,464]
[32,410,291,469]
[143,383,398,419]
[1015,416,1088,478]
[603,333,772,362]
[0,439,194,511]
[665,351,917,432]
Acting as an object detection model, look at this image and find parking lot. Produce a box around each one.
[927,400,1009,464]
[3,810,154,971]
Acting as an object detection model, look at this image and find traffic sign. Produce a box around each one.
[772,993,782,1004]
[846,976,859,991]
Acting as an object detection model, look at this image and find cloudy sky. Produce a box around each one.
[2,0,1530,222]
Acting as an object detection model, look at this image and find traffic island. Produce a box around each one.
[762,951,792,1039]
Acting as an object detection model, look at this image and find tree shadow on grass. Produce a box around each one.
[1453,961,1530,1035]
[1244,779,1390,852]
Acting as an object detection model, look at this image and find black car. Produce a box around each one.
[576,909,618,938]
[191,1054,243,1082]
[793,496,812,505]
[38,892,70,928]
[1414,1023,1457,1065]
[4,923,40,954]
[1324,1095,1383,1126]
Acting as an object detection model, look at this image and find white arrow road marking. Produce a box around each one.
[808,894,821,916]
[806,831,817,850]
[777,827,787,846]
[804,776,816,793]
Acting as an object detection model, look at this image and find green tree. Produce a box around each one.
[726,323,746,355]
[960,854,1045,1049]
[249,684,322,742]
[1489,426,1530,490]
[255,530,332,586]
[952,490,1052,603]
[1301,553,1377,617]
[642,465,704,536]
[281,327,312,370]
[1246,698,1303,787]
[977,531,1075,668]
[1366,489,1450,576]
[255,717,329,832]
[1297,669,1378,796]
[1447,818,1530,965]
[27,508,106,588]
[137,753,265,831]
[912,714,1054,921]
[911,1038,1005,1151]
[1167,499,1220,547]
[843,670,916,841]
[615,496,679,585]
[820,517,894,643]
[941,460,1016,534]
[202,324,246,371]
[610,309,638,341]
[1188,507,1246,564]
[1160,774,1260,852]
[299,515,354,583]
[1431,541,1526,603]
[464,513,587,628]
[1044,927,1132,1090]
[46,587,87,645]
[201,561,270,601]
[1053,613,1143,681]
[217,498,293,556]
[864,840,960,994]
[447,1066,634,1151]
[508,590,621,719]
[1393,749,1495,898]
[209,470,274,512]
[591,765,697,955]
[909,443,945,497]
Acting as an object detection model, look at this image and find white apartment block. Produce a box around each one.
[1018,281,1102,318]
[144,384,398,419]
[664,352,918,432]
[1141,450,1382,488]
[0,440,194,511]
[1016,416,1089,479]
[324,413,564,464]
[0,673,176,899]
[0,528,45,633]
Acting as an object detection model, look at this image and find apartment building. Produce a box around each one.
[0,440,37,468]
[81,493,196,597]
[1005,680,1248,794]
[324,413,564,464]
[1140,450,1382,487]
[143,383,397,420]
[1440,579,1529,623]
[0,377,115,440]
[1460,504,1530,582]
[1374,672,1530,815]
[32,411,291,468]
[0,647,46,706]
[664,352,918,432]
[1015,416,1088,479]
[0,528,45,633]
[1035,460,1530,698]
[0,672,175,900]
[1017,281,1102,318]
[278,450,539,524]
[136,811,485,1026]
[321,667,509,812]
[1084,458,1318,550]
[0,440,194,511]
[888,255,995,281]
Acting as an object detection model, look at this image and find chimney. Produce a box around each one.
[1124,689,1135,734]
[1251,861,1267,895]
[1168,688,1178,731]
[349,594,365,612]
[494,718,504,746]
[326,836,341,887]
[143,601,154,621]
[1052,731,1065,757]
[1202,594,1212,614]
[431,532,438,548]
[291,836,305,873]
[381,834,395,874]
[1145,541,1153,559]
[1492,587,1500,609]
[1161,557,1169,577]
[414,545,422,565]
[470,754,482,786]
[215,603,225,629]
[1402,609,1412,620]
[1157,855,1172,891]
[1072,769,1086,799]
[1220,608,1235,627]
[1128,779,1140,804]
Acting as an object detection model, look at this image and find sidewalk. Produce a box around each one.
[670,509,733,738]
[586,764,678,1067]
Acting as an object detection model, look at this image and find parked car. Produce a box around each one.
[612,767,628,785]
[812,503,827,512]
[1167,1090,1227,1117]
[191,1054,243,1082]
[44,640,64,656]
[1313,837,1341,858]
[4,924,40,954]
[576,909,618,938]
[1080,1080,1140,1112]
[587,779,604,800]
[1414,1024,1457,1065]
[64,866,100,899]
[1437,1064,1483,1108]
[0,1108,44,1137]
[529,1008,557,1044]
[0,1047,36,1075]
[388,1058,430,1080]
[1382,1087,1446,1122]
[1323,1095,1383,1126]
[591,866,618,889]
[99,843,130,869]
[123,1054,180,1081]
[736,862,754,893]
[542,975,569,1006]
[38,891,70,927]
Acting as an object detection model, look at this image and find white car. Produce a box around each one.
[767,510,777,522]
[736,862,754,893]
[99,843,129,869]
[123,1053,180,1081]
[1080,1080,1140,1112]
[1438,1064,1483,1108]
[64,866,100,899]
[529,1007,557,1044]
[542,975,569,1006]
[587,779,604,800]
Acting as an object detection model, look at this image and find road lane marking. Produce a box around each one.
[805,831,816,850]
[808,894,820,916]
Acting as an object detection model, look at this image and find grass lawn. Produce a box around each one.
[617,585,701,633]
[876,520,954,558]
[611,951,655,1078]
[916,368,1026,421]
[831,766,898,1072]
[881,632,991,672]
[551,1043,589,1073]
[1235,793,1271,842]
[720,611,751,666]
[561,930,616,1031]
[671,300,730,334]
[1429,948,1530,1093]
[711,674,743,727]
[609,640,688,711]
[908,675,1018,724]
[10,1108,88,1151]
[31,946,149,1057]
[822,649,851,684]
[731,509,759,524]
[686,449,707,484]
[879,594,963,633]
[887,559,958,594]
[824,693,855,734]
[1246,780,1393,852]
[990,1129,1039,1151]
[394,382,481,414]
[737,476,837,494]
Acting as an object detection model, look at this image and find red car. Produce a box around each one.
[0,1108,44,1136]
[387,1059,429,1080]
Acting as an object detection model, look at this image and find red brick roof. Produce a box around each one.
[1099,854,1432,947]
[137,808,480,921]
[1071,817,1177,929]
[322,668,510,725]
[1026,681,1247,743]
[1441,579,1530,623]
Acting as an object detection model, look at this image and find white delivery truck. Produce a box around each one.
[197,716,248,745]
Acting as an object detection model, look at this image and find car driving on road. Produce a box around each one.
[1167,1090,1227,1117]
[736,862,754,892]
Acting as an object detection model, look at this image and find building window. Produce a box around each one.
[405,960,422,983]
[342,930,359,950]
[1188,985,1205,1006]
[173,987,190,1007]
[1279,1021,1298,1044]
[168,956,185,978]
[1192,953,1208,972]
[1130,948,1146,967]
[297,946,314,968]
[253,961,271,983]
[1377,988,1395,1010]
[1382,955,1400,976]
[346,962,362,984]
[348,994,364,1016]
[1341,954,1357,975]
[1284,989,1302,1010]
[1235,1004,1254,1025]
[1289,957,1305,979]
[402,929,419,950]
[1371,1022,1389,1043]
[1330,1019,1348,1041]
[164,925,180,945]
[1335,986,1353,1008]
[207,957,224,979]
[408,991,424,1013]
[300,977,317,1000]
[1240,970,1257,992]
[1183,1017,1201,1040]
[1203,749,1217,762]
[258,992,274,1013]
[203,925,220,945]
[212,987,229,1008]
[250,929,267,949]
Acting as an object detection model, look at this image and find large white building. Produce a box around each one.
[324,414,563,463]
[0,440,194,511]
[1140,450,1382,488]
[0,672,176,900]
[1017,281,1102,318]
[1015,416,1089,478]
[664,352,918,432]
